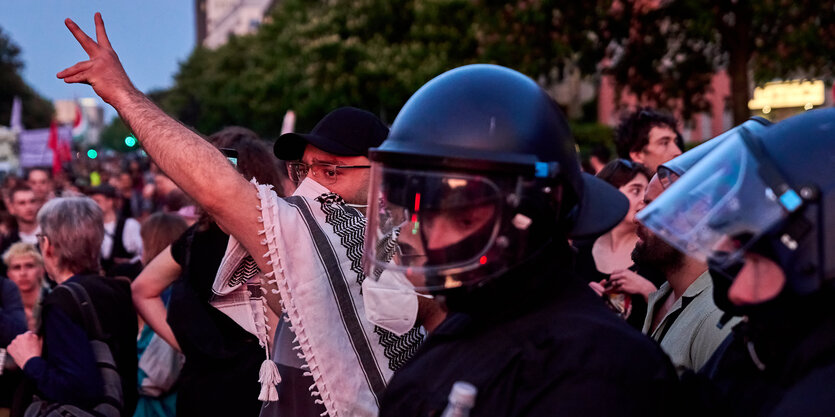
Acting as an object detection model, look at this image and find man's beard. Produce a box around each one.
[632,224,684,275]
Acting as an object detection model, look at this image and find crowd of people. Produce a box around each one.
[0,12,832,417]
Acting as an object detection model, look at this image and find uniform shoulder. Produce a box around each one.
[771,361,835,417]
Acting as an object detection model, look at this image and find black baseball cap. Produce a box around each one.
[274,107,389,161]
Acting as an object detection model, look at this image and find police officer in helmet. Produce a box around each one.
[638,108,835,416]
[364,64,678,416]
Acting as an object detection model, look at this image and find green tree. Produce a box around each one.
[606,0,835,124]
[161,0,481,137]
[0,26,54,129]
[473,0,609,83]
[99,116,134,151]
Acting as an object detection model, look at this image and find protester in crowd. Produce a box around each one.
[134,212,188,417]
[140,213,189,268]
[0,270,26,414]
[0,244,44,415]
[633,173,738,374]
[3,243,45,332]
[578,159,664,329]
[150,173,180,212]
[1,174,22,211]
[7,197,137,415]
[132,128,291,417]
[638,108,835,415]
[0,269,26,346]
[25,169,55,202]
[263,108,439,417]
[356,64,678,415]
[614,107,684,174]
[116,171,147,220]
[3,186,43,247]
[587,144,612,174]
[0,186,44,278]
[87,185,144,274]
[59,16,437,416]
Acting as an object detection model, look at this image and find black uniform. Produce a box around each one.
[683,293,835,417]
[380,243,679,417]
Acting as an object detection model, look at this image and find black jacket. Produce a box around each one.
[380,242,679,417]
[684,301,835,417]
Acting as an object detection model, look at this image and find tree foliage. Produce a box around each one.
[161,0,480,136]
[160,0,835,134]
[99,116,134,151]
[473,0,610,83]
[0,26,54,129]
[607,0,835,124]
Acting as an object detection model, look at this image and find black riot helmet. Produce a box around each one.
[656,117,772,189]
[362,64,627,293]
[639,108,835,306]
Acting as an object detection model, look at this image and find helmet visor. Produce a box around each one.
[363,164,504,292]
[637,130,792,268]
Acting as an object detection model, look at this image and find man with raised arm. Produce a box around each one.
[58,14,431,417]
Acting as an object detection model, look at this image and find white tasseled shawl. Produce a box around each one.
[213,178,424,417]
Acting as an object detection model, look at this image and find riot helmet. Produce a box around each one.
[638,108,835,305]
[363,64,628,293]
[656,117,771,189]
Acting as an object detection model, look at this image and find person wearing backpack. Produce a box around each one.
[7,197,137,416]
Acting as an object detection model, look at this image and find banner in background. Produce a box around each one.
[20,125,72,168]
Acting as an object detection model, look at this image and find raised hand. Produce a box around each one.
[56,13,137,106]
[608,269,657,301]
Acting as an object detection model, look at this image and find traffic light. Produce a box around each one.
[125,135,137,147]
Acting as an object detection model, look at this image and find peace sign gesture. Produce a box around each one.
[57,13,137,107]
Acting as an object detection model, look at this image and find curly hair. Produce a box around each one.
[614,107,682,159]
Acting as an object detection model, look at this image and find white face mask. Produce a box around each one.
[361,270,428,336]
[295,178,368,208]
[293,177,332,197]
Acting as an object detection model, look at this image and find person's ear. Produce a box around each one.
[40,236,53,258]
[629,151,644,164]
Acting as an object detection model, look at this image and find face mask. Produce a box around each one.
[294,177,332,197]
[361,270,428,336]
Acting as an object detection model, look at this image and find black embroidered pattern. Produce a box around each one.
[317,193,424,371]
[229,255,259,288]
[318,193,365,285]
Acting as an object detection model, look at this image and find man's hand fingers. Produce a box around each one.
[57,60,93,79]
[94,13,112,49]
[62,72,93,85]
[65,18,99,56]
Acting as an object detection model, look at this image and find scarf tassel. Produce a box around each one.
[258,358,281,402]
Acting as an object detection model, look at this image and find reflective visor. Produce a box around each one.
[363,164,504,292]
[637,130,792,267]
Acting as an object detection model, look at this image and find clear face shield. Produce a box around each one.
[637,127,802,276]
[363,164,512,293]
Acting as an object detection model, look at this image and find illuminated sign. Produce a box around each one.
[748,80,825,110]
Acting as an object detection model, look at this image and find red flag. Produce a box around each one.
[48,120,61,176]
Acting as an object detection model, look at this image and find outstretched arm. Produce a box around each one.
[57,14,270,276]
[132,245,182,351]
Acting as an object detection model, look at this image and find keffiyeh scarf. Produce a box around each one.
[213,178,424,417]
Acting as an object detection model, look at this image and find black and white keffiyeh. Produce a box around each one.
[213,178,424,417]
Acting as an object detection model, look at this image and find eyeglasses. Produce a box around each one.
[286,162,370,185]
